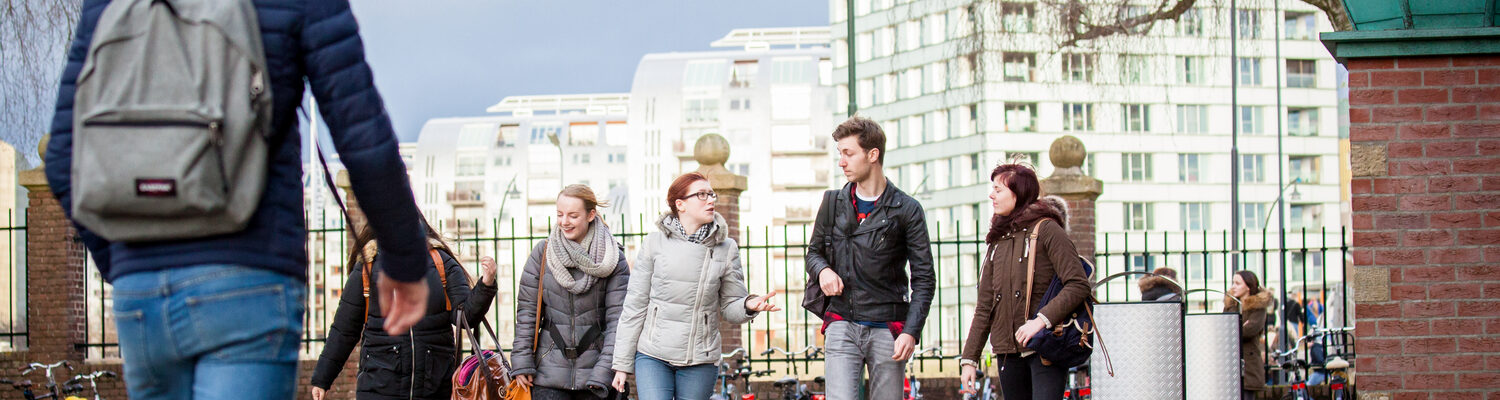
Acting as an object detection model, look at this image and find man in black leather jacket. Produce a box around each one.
[804,117,935,400]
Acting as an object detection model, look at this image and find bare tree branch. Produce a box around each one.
[1042,0,1354,49]
[0,0,82,167]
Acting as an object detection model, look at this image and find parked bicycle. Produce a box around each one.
[761,346,821,400]
[1275,326,1356,400]
[1063,363,1091,399]
[62,371,116,400]
[712,347,772,400]
[1,361,74,400]
[902,346,942,400]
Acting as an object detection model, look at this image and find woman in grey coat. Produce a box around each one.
[610,173,781,400]
[512,185,631,399]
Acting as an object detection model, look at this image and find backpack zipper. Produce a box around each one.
[82,119,214,128]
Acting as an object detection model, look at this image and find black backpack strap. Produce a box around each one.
[541,319,604,360]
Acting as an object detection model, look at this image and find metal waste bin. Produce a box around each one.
[1185,312,1243,399]
[1090,301,1185,399]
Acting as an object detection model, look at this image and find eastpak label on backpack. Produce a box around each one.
[71,0,271,242]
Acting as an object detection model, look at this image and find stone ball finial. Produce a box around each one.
[694,134,730,166]
[37,136,49,166]
[1049,135,1086,169]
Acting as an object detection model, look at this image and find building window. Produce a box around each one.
[1003,53,1035,82]
[1120,54,1150,84]
[1240,202,1269,230]
[957,54,977,86]
[1177,56,1204,85]
[1063,103,1094,132]
[1181,202,1211,231]
[608,152,627,164]
[493,155,512,167]
[1178,154,1201,183]
[1240,154,1265,183]
[1063,53,1096,82]
[497,125,519,148]
[1185,253,1216,281]
[926,62,948,94]
[1290,155,1320,184]
[1122,104,1151,133]
[730,60,758,88]
[1005,103,1037,132]
[1129,255,1159,272]
[456,156,485,177]
[572,153,592,165]
[1002,2,1034,33]
[925,13,947,45]
[1176,105,1209,134]
[902,19,921,51]
[530,124,562,145]
[729,98,752,111]
[1178,8,1203,37]
[1125,202,1155,231]
[1008,152,1041,168]
[1288,108,1319,136]
[1290,204,1323,231]
[856,33,873,62]
[1284,12,1317,40]
[1121,153,1153,182]
[1240,106,1265,135]
[1290,251,1325,279]
[683,99,719,123]
[1287,59,1316,88]
[682,60,729,87]
[1238,10,1262,39]
[1238,58,1262,85]
[772,58,818,85]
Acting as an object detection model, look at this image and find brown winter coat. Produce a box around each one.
[1225,291,1273,392]
[961,197,1092,359]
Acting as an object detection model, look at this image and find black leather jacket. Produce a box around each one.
[805,180,935,339]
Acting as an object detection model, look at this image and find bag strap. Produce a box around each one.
[1083,301,1115,377]
[429,249,451,311]
[1023,219,1046,317]
[532,241,547,353]
[455,310,509,388]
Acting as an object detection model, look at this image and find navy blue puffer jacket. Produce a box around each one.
[46,0,429,283]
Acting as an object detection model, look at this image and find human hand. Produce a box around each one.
[745,290,782,312]
[514,375,532,389]
[311,386,326,400]
[1014,318,1048,347]
[612,371,629,392]
[891,333,916,360]
[818,268,843,296]
[479,256,498,286]
[378,271,430,335]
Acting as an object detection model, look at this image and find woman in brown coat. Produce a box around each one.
[1227,270,1272,400]
[959,163,1091,400]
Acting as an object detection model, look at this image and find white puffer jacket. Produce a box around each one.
[612,213,757,372]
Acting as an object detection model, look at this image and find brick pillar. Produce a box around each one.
[693,134,750,354]
[1336,54,1500,399]
[1039,135,1103,263]
[18,141,88,365]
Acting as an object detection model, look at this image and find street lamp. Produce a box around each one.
[1261,177,1303,231]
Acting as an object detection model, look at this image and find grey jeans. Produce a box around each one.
[824,321,906,400]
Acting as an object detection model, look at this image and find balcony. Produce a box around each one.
[447,190,485,207]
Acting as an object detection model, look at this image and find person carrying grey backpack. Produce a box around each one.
[46,0,431,398]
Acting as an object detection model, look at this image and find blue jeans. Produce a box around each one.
[633,353,716,400]
[111,264,306,400]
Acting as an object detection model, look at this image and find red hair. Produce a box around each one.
[666,172,708,215]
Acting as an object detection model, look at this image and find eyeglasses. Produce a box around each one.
[682,191,718,201]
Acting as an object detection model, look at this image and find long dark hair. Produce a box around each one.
[985,163,1041,243]
[347,218,452,271]
[1236,270,1262,296]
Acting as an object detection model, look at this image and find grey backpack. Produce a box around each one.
[71,0,271,242]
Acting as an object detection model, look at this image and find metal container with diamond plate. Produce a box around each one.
[1185,313,1243,400]
[1090,301,1185,399]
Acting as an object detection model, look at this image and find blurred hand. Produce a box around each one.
[1015,319,1048,347]
[479,256,498,286]
[818,268,843,296]
[612,371,629,392]
[745,290,782,312]
[311,387,326,400]
[891,333,916,360]
[514,375,532,389]
[378,271,429,335]
[959,363,977,387]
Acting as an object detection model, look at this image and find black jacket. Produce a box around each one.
[805,180,935,339]
[311,245,498,400]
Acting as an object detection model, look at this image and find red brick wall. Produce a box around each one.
[1346,55,1500,399]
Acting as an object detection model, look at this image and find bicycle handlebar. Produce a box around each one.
[1274,326,1354,358]
[760,346,820,357]
[916,346,943,357]
[720,347,748,360]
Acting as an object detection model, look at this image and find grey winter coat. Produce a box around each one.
[511,241,630,396]
[612,213,758,373]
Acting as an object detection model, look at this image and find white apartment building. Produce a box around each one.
[627,27,839,231]
[833,0,1345,348]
